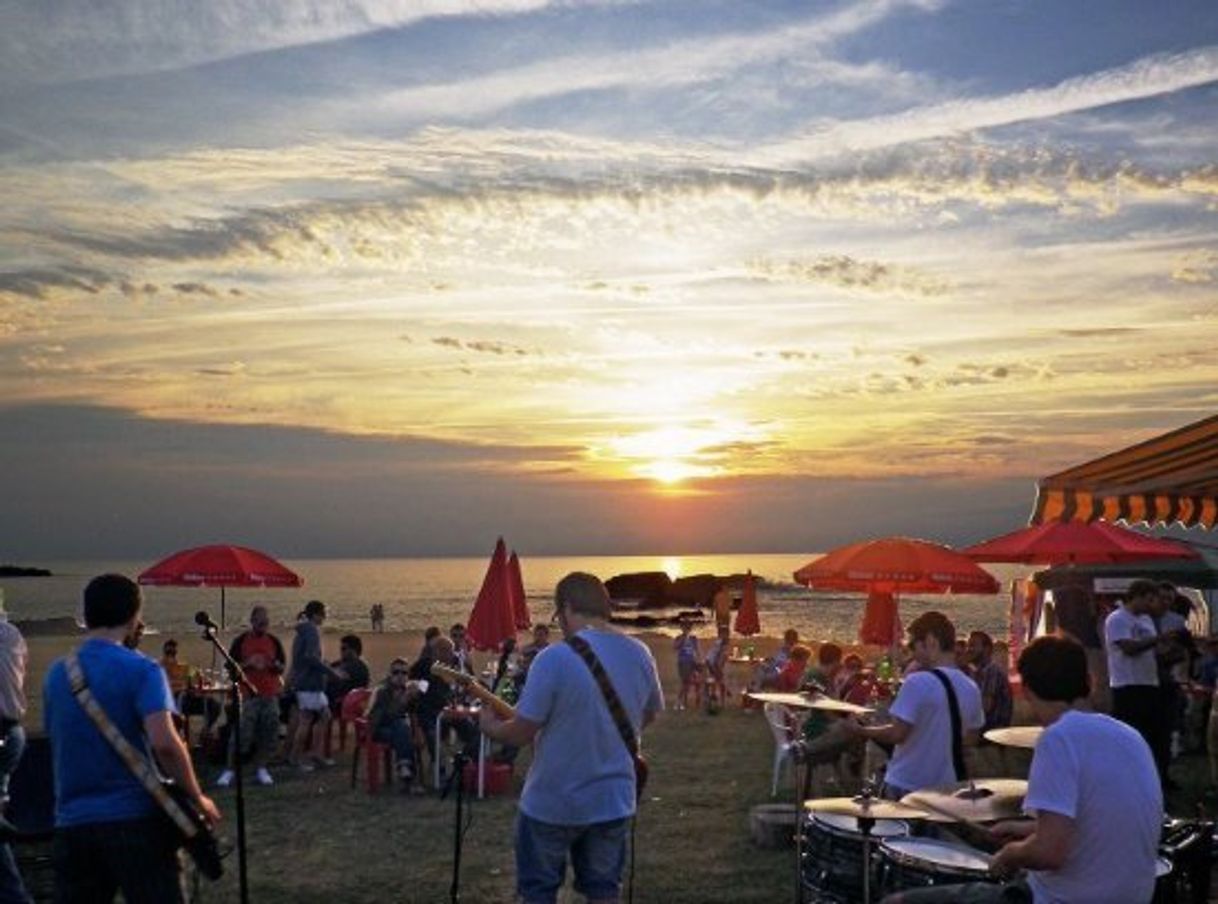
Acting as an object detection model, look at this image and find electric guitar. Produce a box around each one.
[428,663,518,720]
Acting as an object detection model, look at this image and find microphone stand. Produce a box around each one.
[442,745,471,903]
[199,622,254,904]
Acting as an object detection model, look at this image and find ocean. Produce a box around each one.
[0,554,1029,644]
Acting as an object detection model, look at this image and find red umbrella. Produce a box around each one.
[507,550,531,630]
[467,538,517,651]
[794,537,999,646]
[138,544,302,629]
[960,520,1197,565]
[733,570,761,636]
[795,537,1000,595]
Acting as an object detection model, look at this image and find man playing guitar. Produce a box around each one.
[478,572,664,904]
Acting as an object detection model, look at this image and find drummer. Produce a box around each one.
[841,612,984,800]
[885,636,1163,903]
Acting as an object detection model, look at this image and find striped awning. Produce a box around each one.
[1032,414,1218,529]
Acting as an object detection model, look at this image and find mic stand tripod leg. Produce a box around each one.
[449,748,470,904]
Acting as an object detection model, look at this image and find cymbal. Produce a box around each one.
[746,691,873,714]
[805,796,928,821]
[901,779,1027,824]
[983,726,1044,749]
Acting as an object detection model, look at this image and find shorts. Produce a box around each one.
[516,812,630,904]
[296,691,329,713]
[677,659,699,683]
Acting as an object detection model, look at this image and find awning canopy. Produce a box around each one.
[1031,414,1218,529]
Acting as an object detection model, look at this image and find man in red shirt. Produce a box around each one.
[216,606,286,788]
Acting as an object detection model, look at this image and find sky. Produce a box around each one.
[1,0,1217,559]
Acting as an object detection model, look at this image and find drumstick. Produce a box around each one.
[904,797,1001,857]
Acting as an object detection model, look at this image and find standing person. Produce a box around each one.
[842,611,984,799]
[43,574,221,902]
[967,630,1013,732]
[479,572,664,904]
[1104,579,1165,789]
[287,600,342,772]
[672,620,701,710]
[711,581,732,632]
[0,599,31,903]
[217,605,286,788]
[704,624,731,708]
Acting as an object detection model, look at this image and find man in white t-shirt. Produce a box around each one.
[887,635,1162,904]
[1104,578,1164,788]
[843,611,984,798]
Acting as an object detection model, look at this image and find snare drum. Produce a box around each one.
[802,811,909,900]
[880,837,996,892]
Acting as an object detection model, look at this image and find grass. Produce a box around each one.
[192,701,794,903]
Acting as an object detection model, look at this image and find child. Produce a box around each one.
[704,625,731,711]
[672,620,702,710]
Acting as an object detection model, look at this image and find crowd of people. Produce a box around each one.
[7,566,1214,903]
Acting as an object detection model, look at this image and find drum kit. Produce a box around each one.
[799,779,1025,904]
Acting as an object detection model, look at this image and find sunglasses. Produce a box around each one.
[391,669,409,676]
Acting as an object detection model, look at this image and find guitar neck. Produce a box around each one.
[429,664,517,720]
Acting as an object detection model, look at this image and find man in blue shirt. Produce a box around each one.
[480,572,663,904]
[43,574,221,902]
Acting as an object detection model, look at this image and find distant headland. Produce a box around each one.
[0,564,52,577]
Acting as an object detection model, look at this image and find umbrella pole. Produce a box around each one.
[221,586,227,631]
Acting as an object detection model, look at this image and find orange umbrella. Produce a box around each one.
[466,538,517,651]
[733,570,761,636]
[508,550,531,630]
[138,543,302,629]
[794,536,999,645]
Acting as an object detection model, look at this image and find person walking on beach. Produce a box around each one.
[43,574,221,902]
[0,598,32,903]
[479,572,663,904]
[217,605,286,788]
[287,600,342,771]
[842,611,983,799]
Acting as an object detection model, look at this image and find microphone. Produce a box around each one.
[195,611,219,631]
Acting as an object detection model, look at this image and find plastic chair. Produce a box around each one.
[344,688,392,794]
[763,703,798,797]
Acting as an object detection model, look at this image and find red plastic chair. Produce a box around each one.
[343,689,392,794]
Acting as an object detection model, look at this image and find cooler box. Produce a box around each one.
[462,760,513,795]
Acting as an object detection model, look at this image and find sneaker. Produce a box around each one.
[312,756,336,769]
[297,761,315,774]
[254,767,274,786]
[215,770,234,788]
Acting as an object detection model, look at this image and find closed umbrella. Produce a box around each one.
[138,544,302,629]
[466,538,517,651]
[508,550,531,630]
[734,571,761,636]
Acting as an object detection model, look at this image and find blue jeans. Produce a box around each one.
[515,812,630,904]
[0,722,31,904]
[372,719,415,765]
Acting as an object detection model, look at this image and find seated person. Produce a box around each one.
[834,654,873,706]
[755,628,799,689]
[327,633,371,715]
[797,646,865,771]
[516,624,551,691]
[895,636,1163,903]
[367,658,425,787]
[158,638,221,740]
[409,636,480,769]
[773,644,812,692]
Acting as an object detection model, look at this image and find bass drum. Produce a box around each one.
[802,811,908,902]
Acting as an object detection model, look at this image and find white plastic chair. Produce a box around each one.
[763,703,798,797]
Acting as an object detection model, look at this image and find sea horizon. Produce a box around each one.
[0,553,1027,646]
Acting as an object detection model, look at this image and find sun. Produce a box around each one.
[639,458,706,485]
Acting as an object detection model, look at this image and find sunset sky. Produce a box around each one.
[2,1,1216,558]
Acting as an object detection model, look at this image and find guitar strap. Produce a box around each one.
[64,652,201,840]
[929,668,968,781]
[565,635,641,762]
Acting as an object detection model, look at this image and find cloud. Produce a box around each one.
[757,46,1218,165]
[0,1,624,88]
[0,266,111,300]
[748,254,951,297]
[1171,250,1218,284]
